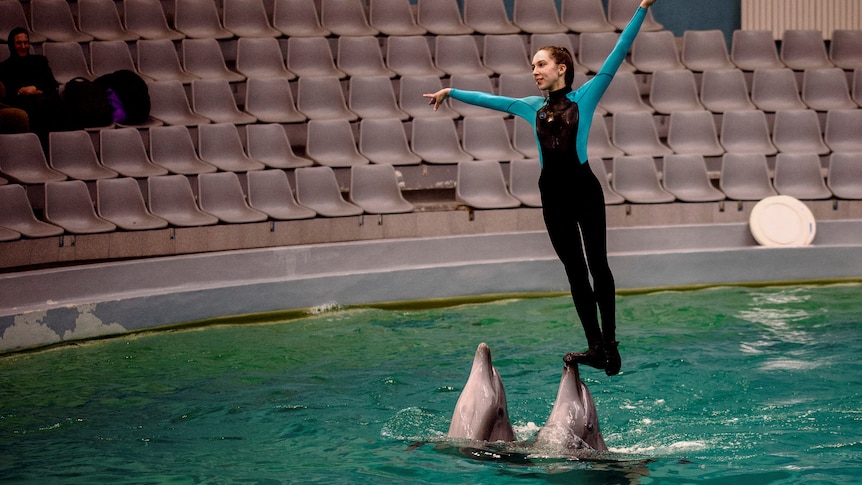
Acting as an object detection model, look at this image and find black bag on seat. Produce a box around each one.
[62,77,113,129]
[95,70,151,125]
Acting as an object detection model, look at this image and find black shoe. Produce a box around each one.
[604,341,621,376]
[563,344,607,370]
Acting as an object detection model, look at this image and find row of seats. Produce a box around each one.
[2,106,860,186]
[3,148,862,241]
[0,0,663,46]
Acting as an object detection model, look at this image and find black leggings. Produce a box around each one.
[539,161,616,347]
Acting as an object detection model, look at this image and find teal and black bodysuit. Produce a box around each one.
[448,7,647,349]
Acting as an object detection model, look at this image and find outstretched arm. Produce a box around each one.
[640,0,656,7]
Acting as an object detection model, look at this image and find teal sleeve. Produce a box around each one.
[449,89,544,122]
[571,6,648,163]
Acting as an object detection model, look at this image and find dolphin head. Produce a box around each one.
[447,342,516,443]
[534,363,607,451]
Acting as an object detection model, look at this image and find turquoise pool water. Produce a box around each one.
[1,284,861,484]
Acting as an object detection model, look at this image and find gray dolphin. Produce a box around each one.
[447,342,516,442]
[534,362,607,451]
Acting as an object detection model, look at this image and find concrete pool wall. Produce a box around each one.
[2,219,862,354]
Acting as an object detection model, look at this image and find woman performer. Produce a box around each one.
[425,0,658,376]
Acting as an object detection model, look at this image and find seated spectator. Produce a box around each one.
[0,27,67,141]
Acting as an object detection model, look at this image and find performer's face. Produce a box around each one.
[13,33,30,57]
[531,49,566,92]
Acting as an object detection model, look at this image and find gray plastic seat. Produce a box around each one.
[607,0,662,31]
[435,35,493,76]
[99,128,169,178]
[462,116,525,161]
[829,29,862,70]
[661,154,725,202]
[321,0,379,36]
[0,0,46,43]
[587,113,624,160]
[337,36,396,78]
[751,68,806,112]
[719,110,777,155]
[45,180,117,234]
[649,69,704,114]
[90,40,148,79]
[456,160,521,209]
[560,0,615,33]
[359,118,422,166]
[719,152,777,200]
[246,170,316,220]
[348,75,409,120]
[730,29,785,71]
[463,0,519,34]
[43,42,94,85]
[273,0,331,37]
[514,116,541,158]
[79,0,140,41]
[801,68,857,111]
[681,29,735,72]
[96,177,168,230]
[198,172,269,223]
[223,0,281,38]
[588,158,624,204]
[855,68,862,107]
[386,36,445,77]
[31,0,94,42]
[411,117,474,164]
[174,0,233,39]
[0,133,67,184]
[306,119,370,167]
[398,75,459,119]
[295,166,364,217]
[236,37,296,80]
[137,39,198,83]
[612,155,675,203]
[149,125,218,174]
[699,69,756,113]
[416,0,474,35]
[0,184,64,238]
[247,124,314,169]
[49,131,119,181]
[181,39,245,82]
[349,164,415,214]
[147,80,212,126]
[124,0,185,40]
[0,225,20,242]
[631,30,685,73]
[148,174,219,226]
[824,109,862,153]
[827,153,862,200]
[611,111,672,157]
[772,109,830,155]
[579,32,636,74]
[483,34,532,76]
[509,158,542,207]
[191,79,257,125]
[296,76,357,121]
[449,74,506,118]
[599,71,654,114]
[499,72,547,99]
[773,152,832,200]
[198,123,266,172]
[370,0,427,36]
[244,78,306,124]
[666,110,724,156]
[780,29,833,71]
[513,0,567,34]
